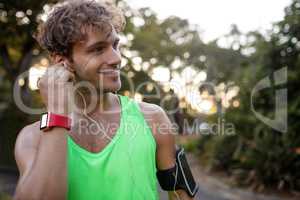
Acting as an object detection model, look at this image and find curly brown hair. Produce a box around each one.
[36,0,125,58]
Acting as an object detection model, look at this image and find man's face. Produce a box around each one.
[71,26,122,93]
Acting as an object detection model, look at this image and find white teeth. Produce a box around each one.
[98,69,119,74]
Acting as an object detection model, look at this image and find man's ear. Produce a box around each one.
[50,53,64,64]
[50,54,75,72]
[63,59,75,72]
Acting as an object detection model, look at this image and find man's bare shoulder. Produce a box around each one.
[137,101,176,143]
[137,101,164,119]
[15,121,41,174]
[15,122,40,164]
[15,121,41,151]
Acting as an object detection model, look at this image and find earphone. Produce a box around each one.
[173,163,181,200]
[62,61,113,140]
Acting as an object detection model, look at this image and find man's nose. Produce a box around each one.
[105,46,121,67]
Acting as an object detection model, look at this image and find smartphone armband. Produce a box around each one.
[156,146,199,197]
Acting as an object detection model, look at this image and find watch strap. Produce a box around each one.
[41,112,71,131]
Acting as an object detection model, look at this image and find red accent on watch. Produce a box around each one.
[40,112,71,131]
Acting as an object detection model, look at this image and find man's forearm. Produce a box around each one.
[15,128,68,200]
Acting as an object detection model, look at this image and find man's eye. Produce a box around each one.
[94,47,105,53]
[113,41,120,49]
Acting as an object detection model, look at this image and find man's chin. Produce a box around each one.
[98,84,121,94]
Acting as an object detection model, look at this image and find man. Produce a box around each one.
[14,1,197,199]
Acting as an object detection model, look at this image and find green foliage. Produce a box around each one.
[181,139,199,153]
[198,0,300,192]
[210,136,239,171]
[0,192,12,200]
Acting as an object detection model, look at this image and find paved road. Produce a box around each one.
[0,171,197,200]
[0,157,298,200]
[0,171,198,200]
[185,153,298,200]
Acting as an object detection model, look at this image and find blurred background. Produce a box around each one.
[0,0,299,199]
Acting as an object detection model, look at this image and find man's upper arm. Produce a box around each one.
[139,103,194,199]
[139,102,177,170]
[152,106,177,170]
[14,123,39,178]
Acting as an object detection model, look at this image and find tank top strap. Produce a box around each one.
[119,95,145,120]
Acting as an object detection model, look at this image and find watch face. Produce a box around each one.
[40,113,48,129]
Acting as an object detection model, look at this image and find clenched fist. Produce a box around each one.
[38,63,75,115]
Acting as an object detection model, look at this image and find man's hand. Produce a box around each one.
[168,189,195,200]
[38,63,75,115]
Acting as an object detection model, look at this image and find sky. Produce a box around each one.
[127,0,291,43]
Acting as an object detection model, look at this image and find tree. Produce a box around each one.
[0,0,59,166]
[197,0,300,192]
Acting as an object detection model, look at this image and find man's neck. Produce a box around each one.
[70,90,121,139]
[74,89,115,115]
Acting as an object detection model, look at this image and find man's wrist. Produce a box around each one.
[47,108,69,116]
[40,112,71,131]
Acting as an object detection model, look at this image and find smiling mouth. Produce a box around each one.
[98,69,120,76]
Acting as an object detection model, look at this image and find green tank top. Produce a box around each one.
[67,95,159,200]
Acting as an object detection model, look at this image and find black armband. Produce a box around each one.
[156,146,199,197]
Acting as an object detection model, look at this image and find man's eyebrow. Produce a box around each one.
[85,41,108,51]
[85,35,120,52]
